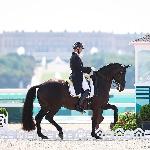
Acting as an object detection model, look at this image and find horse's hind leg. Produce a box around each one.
[45,108,63,140]
[35,108,48,139]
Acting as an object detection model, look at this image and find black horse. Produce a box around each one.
[22,63,130,139]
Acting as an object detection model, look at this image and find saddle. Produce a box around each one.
[68,74,94,97]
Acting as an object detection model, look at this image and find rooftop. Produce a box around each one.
[132,34,150,43]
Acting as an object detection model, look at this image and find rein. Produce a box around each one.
[96,71,112,83]
[94,69,121,93]
[92,71,111,96]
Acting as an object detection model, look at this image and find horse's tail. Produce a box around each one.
[22,85,40,131]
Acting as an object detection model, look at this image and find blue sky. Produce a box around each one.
[0,0,150,33]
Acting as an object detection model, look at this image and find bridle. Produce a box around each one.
[112,67,127,91]
[93,67,126,93]
[91,64,130,95]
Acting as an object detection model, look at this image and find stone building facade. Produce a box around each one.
[0,31,141,61]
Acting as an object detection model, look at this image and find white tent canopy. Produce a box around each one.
[47,56,70,72]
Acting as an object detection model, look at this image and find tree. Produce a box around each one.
[0,53,36,88]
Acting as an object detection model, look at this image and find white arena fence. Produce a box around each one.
[0,89,135,123]
[0,123,150,140]
[0,114,150,140]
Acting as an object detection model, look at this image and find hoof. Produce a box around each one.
[91,132,102,139]
[38,133,48,139]
[110,122,115,129]
[59,132,63,140]
[42,135,48,139]
[95,135,102,139]
[91,132,95,137]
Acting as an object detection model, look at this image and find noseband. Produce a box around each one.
[112,69,126,91]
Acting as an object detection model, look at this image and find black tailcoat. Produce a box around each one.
[70,52,91,95]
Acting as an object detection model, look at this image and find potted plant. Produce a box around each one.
[112,112,138,131]
[139,104,150,130]
[0,107,8,127]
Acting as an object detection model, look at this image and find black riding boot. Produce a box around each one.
[76,89,90,113]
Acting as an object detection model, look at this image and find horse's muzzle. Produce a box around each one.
[117,84,124,92]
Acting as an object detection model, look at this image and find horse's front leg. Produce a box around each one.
[91,109,103,139]
[103,103,118,129]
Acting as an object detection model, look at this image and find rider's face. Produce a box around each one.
[76,47,83,54]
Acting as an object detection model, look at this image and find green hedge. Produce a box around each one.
[112,112,138,131]
[0,107,8,117]
[140,104,150,121]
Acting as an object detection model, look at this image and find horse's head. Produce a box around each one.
[111,64,131,92]
[94,63,131,92]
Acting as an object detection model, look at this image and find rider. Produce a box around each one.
[70,42,93,113]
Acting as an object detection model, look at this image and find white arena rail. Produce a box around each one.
[0,89,135,123]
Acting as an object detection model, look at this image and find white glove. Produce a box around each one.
[84,73,91,81]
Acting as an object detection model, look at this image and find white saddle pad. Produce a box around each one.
[69,76,94,97]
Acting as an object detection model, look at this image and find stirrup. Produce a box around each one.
[75,105,86,113]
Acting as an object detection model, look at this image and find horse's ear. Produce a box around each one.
[124,65,132,68]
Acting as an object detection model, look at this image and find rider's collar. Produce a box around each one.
[74,51,79,56]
